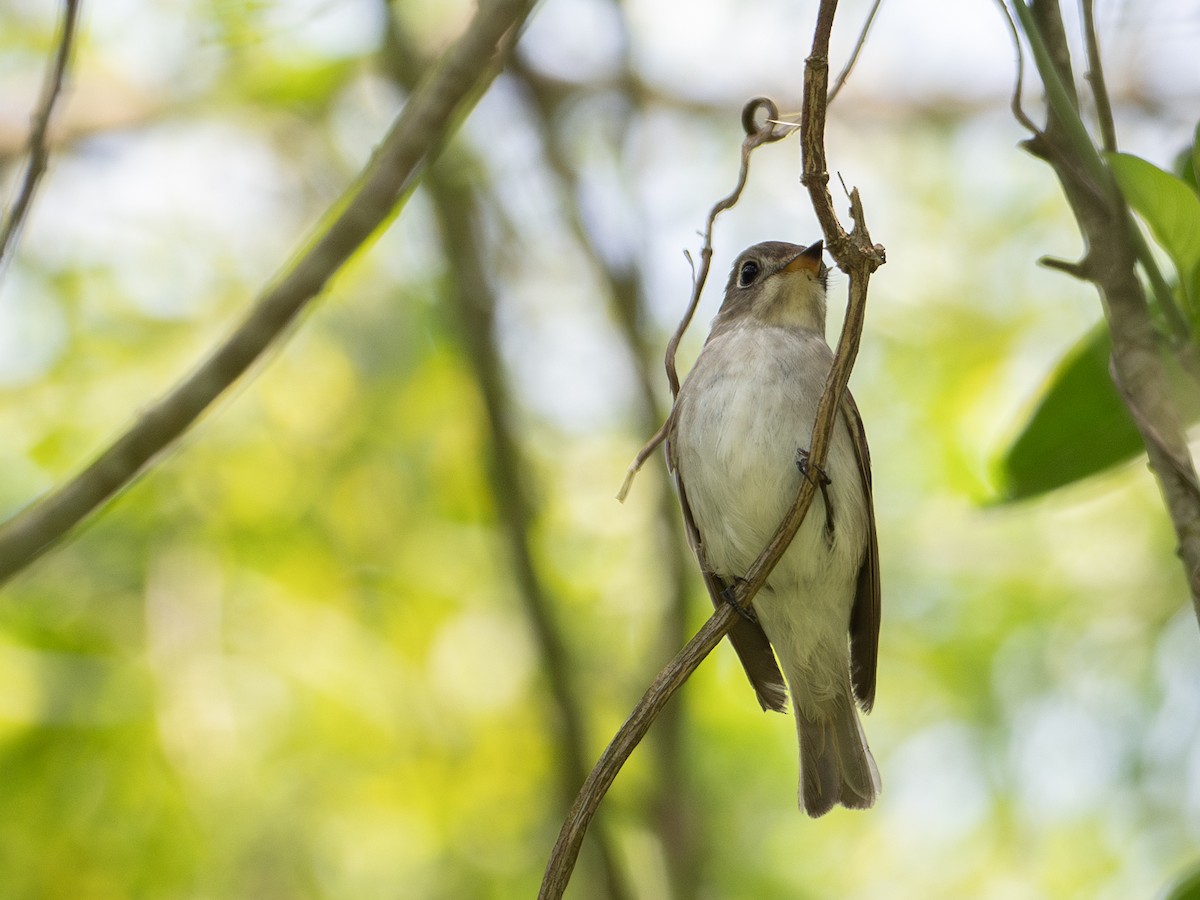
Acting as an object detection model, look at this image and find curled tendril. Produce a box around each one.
[740,96,789,143]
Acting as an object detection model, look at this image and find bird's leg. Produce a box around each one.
[719,577,758,623]
[796,447,836,541]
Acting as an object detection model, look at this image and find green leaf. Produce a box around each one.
[1107,152,1200,293]
[1161,861,1200,900]
[996,324,1144,502]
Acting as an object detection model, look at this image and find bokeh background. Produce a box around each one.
[2,0,1200,897]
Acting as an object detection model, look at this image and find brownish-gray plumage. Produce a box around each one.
[667,239,880,816]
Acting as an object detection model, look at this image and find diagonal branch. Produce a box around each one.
[538,3,885,895]
[0,0,538,585]
[0,0,82,273]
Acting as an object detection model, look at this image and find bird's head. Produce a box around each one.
[714,240,829,333]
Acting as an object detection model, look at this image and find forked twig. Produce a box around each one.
[540,1,885,895]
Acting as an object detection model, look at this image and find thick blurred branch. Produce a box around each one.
[0,0,81,273]
[0,0,537,585]
[509,46,703,896]
[424,153,632,900]
[1008,0,1200,621]
[379,9,631,898]
[539,2,885,894]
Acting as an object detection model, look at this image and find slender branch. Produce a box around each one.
[826,0,883,106]
[0,0,81,273]
[664,97,791,398]
[1080,0,1116,153]
[538,604,738,900]
[992,0,1040,134]
[539,2,884,894]
[381,8,631,895]
[617,98,790,501]
[0,0,538,585]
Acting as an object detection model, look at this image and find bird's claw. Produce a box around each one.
[795,447,831,486]
[720,578,758,623]
[796,447,836,542]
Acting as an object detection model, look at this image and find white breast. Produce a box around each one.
[673,322,867,593]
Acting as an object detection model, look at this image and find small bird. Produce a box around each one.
[666,239,881,817]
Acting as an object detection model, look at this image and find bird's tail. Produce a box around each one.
[794,691,880,817]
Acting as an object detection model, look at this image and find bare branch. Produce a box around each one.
[0,0,82,273]
[827,0,883,106]
[1080,0,1117,153]
[0,0,538,585]
[539,2,885,894]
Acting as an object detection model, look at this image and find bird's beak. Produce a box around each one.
[783,240,824,275]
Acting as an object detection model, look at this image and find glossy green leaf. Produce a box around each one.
[996,324,1143,502]
[1108,152,1200,292]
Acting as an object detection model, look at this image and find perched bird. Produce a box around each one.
[666,239,881,817]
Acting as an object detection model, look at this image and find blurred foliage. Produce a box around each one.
[2,1,1200,899]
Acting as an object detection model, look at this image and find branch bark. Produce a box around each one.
[0,0,538,585]
[1010,0,1200,620]
[538,2,885,895]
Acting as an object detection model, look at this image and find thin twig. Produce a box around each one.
[426,157,632,900]
[0,0,538,585]
[664,97,791,398]
[827,0,883,106]
[0,0,81,273]
[1080,0,1117,153]
[618,98,790,501]
[539,1,885,893]
[992,0,1040,134]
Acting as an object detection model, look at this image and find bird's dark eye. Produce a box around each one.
[737,260,760,287]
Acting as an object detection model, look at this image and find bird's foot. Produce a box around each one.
[796,447,836,541]
[795,447,831,487]
[720,578,758,623]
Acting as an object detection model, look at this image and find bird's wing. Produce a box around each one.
[841,390,881,712]
[667,418,788,712]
